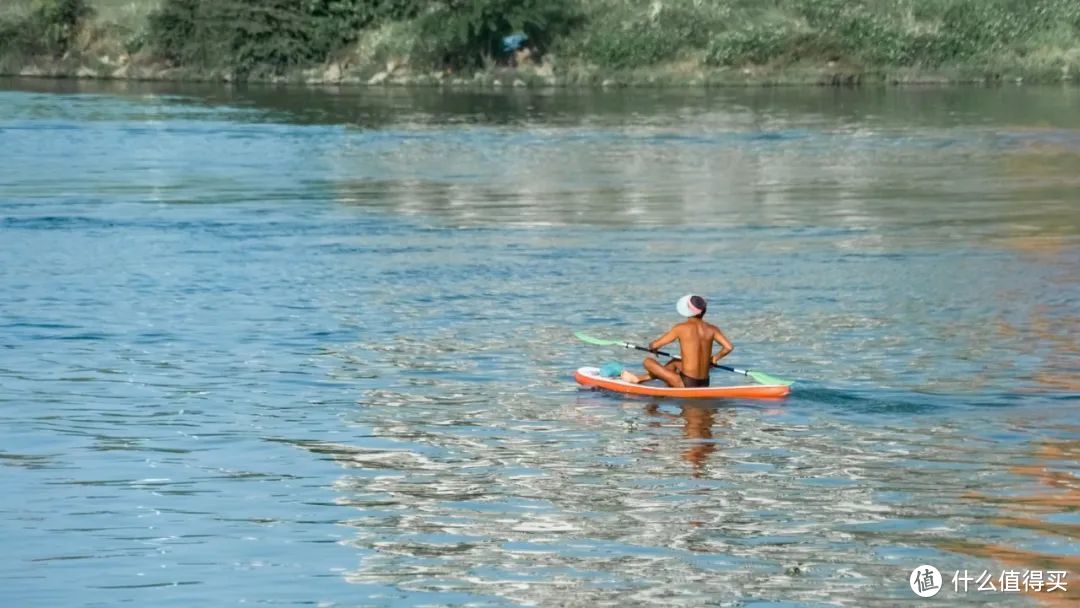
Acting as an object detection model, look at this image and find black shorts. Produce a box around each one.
[679,372,710,388]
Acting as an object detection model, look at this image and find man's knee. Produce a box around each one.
[644,358,668,373]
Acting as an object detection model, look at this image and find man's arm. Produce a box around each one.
[711,326,734,364]
[649,326,681,351]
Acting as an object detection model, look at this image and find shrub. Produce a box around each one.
[146,0,203,65]
[311,0,422,53]
[410,0,582,68]
[147,0,427,75]
[0,0,92,58]
[565,0,730,69]
[218,1,324,73]
[707,26,803,66]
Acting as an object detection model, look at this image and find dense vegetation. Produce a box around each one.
[2,0,1080,82]
[0,0,91,60]
[146,0,423,76]
[143,0,582,73]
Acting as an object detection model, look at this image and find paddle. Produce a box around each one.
[574,331,794,386]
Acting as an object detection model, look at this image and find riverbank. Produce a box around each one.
[5,54,1071,88]
[2,0,1079,87]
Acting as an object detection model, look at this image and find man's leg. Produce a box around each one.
[621,358,684,387]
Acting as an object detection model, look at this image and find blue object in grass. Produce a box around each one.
[599,362,624,378]
[502,32,528,52]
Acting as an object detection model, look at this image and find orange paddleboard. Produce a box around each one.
[574,367,790,399]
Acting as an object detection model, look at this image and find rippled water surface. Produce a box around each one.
[1,79,1078,607]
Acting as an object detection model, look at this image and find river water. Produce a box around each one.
[1,79,1077,607]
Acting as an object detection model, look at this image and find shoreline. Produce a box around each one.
[3,60,1074,89]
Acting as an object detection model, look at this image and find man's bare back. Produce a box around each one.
[621,295,734,388]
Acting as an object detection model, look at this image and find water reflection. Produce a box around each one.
[992,235,1080,392]
[940,438,1079,606]
[643,403,728,476]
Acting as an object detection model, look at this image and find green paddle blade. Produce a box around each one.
[574,331,622,347]
[748,370,795,386]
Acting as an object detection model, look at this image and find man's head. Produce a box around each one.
[676,294,707,318]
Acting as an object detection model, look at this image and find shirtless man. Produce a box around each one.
[620,295,733,388]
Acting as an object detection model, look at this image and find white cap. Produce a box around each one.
[676,294,706,317]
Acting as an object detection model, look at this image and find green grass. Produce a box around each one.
[554,0,1080,73]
